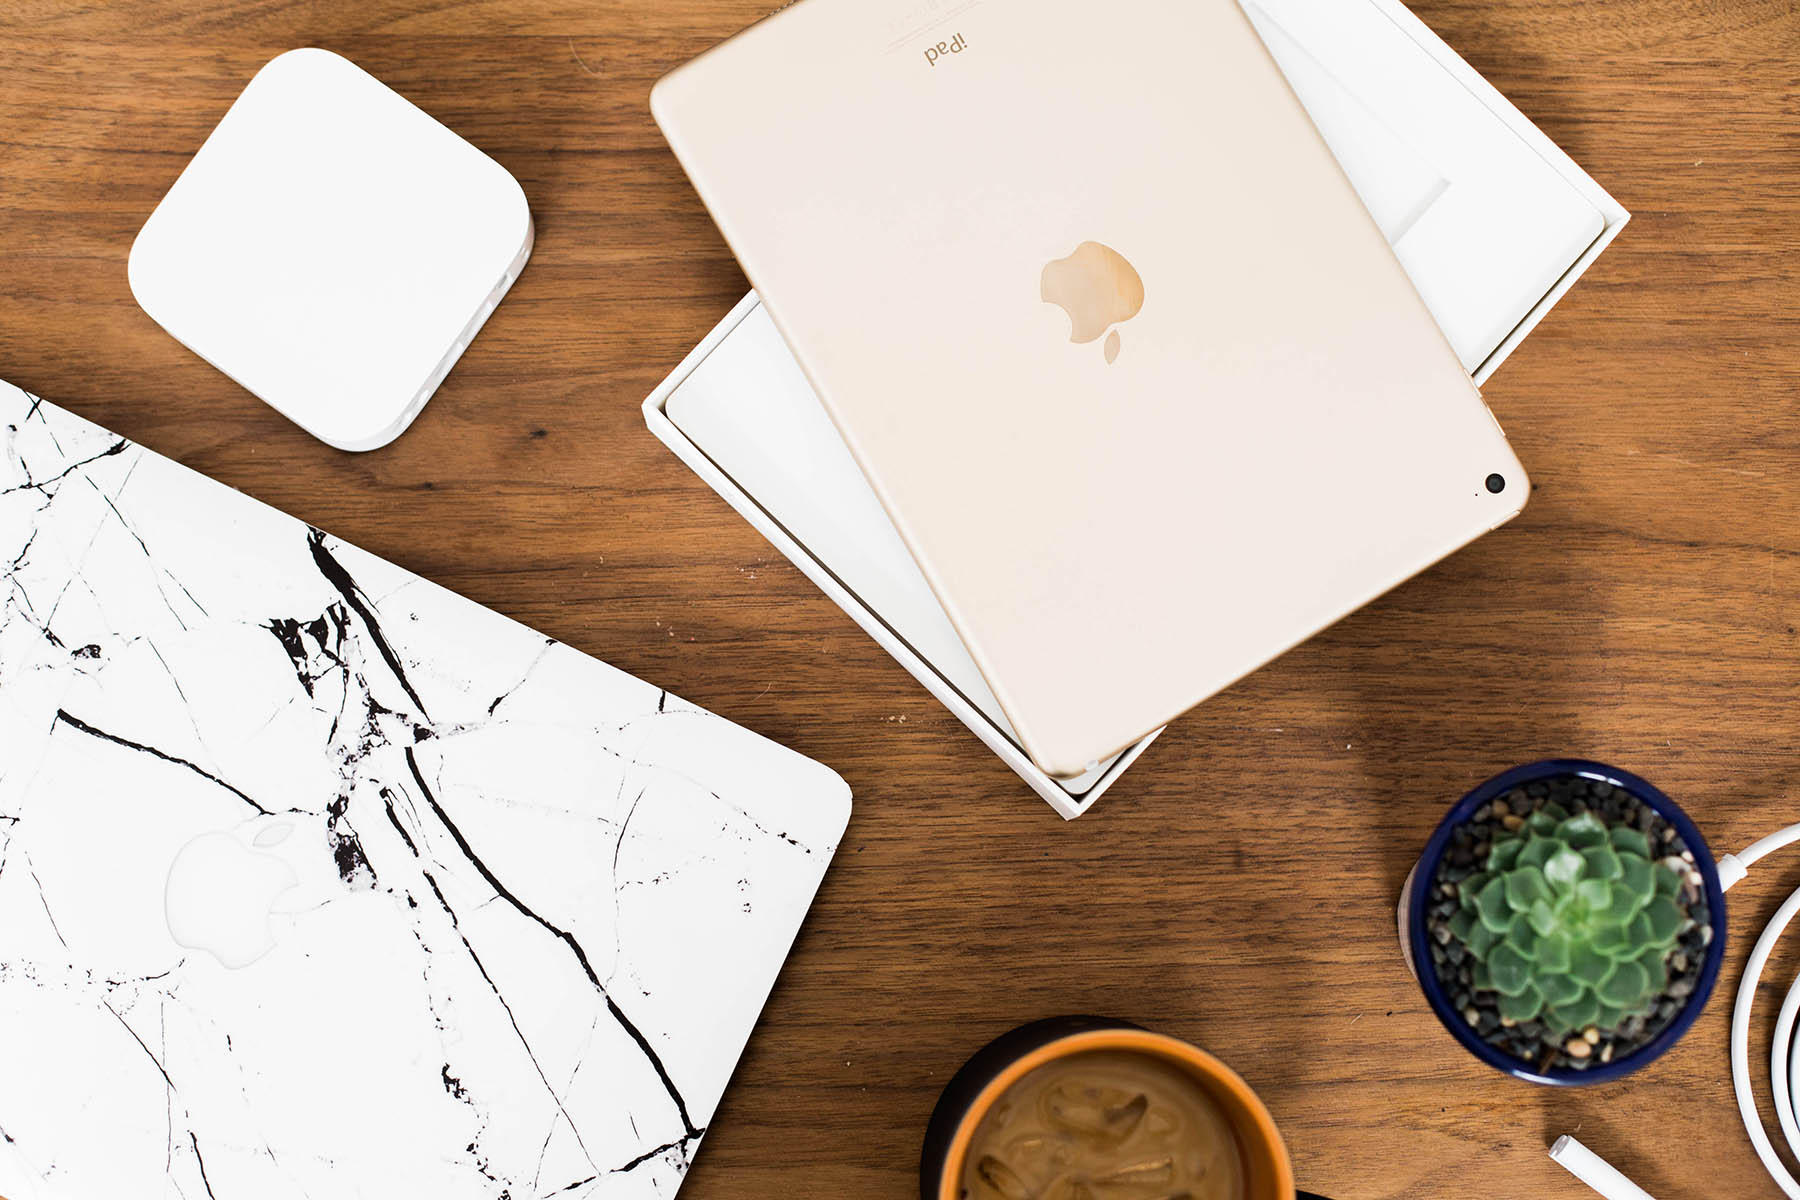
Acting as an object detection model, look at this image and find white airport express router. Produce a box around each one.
[129,49,533,451]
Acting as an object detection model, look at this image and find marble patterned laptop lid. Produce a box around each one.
[0,382,850,1200]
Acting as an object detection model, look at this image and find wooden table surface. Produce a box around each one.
[4,1,1798,1196]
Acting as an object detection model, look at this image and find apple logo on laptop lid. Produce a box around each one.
[164,819,301,969]
[1041,241,1146,364]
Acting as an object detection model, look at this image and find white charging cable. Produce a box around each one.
[1724,822,1800,1198]
[1550,1134,1657,1199]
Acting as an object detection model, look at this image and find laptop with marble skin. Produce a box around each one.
[0,382,850,1200]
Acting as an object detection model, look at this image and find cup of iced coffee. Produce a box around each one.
[920,1017,1300,1200]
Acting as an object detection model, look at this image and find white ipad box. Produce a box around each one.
[644,0,1629,819]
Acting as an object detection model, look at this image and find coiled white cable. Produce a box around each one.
[1724,822,1800,1199]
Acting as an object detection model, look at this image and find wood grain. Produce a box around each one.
[2,1,1798,1196]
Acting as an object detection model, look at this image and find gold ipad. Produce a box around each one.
[653,0,1528,778]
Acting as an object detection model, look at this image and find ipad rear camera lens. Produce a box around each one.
[1485,473,1506,494]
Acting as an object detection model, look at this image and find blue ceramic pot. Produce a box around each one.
[1405,759,1726,1085]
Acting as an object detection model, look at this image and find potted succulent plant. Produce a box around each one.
[1404,760,1726,1083]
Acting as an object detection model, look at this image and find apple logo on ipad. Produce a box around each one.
[1041,241,1145,364]
[164,820,300,968]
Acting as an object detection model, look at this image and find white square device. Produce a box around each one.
[128,48,534,451]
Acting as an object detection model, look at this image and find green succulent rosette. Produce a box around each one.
[1447,804,1690,1036]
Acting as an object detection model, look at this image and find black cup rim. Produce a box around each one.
[918,1016,1332,1200]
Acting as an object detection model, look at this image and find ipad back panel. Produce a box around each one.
[653,0,1527,776]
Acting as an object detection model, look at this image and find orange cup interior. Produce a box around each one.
[935,1028,1295,1200]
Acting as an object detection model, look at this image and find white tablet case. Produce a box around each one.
[648,0,1626,818]
[0,383,850,1200]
